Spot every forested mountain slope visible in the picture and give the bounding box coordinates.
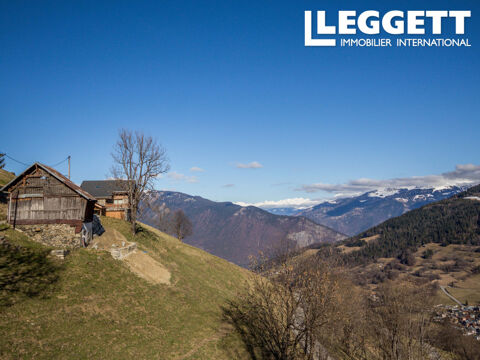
[297,186,468,236]
[340,184,480,265]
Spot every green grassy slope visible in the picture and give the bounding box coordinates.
[0,217,250,359]
[0,169,15,220]
[0,168,15,186]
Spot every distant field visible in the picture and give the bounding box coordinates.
[447,274,480,305]
[337,234,380,254]
[0,217,250,359]
[344,242,480,305]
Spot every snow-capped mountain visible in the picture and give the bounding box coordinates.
[266,207,302,216]
[295,186,470,236]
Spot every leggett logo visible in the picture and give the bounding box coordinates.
[305,10,472,48]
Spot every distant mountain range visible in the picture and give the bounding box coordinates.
[140,191,346,267]
[265,207,302,216]
[339,184,480,264]
[264,186,469,236]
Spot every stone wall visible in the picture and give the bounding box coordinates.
[110,243,137,259]
[16,224,81,248]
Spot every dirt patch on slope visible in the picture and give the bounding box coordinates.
[124,251,171,285]
[92,228,129,250]
[92,227,171,285]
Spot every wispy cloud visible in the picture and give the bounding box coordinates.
[236,161,263,169]
[271,182,293,187]
[235,197,321,210]
[222,184,235,188]
[167,171,199,183]
[190,166,205,172]
[296,164,480,196]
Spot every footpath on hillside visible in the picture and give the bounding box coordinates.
[91,227,171,285]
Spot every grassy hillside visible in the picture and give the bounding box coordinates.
[0,217,250,359]
[0,168,15,186]
[0,169,15,220]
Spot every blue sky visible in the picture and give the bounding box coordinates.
[1,0,479,207]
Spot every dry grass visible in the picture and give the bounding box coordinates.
[337,241,480,306]
[0,168,15,186]
[447,274,480,305]
[0,218,251,359]
[338,234,381,254]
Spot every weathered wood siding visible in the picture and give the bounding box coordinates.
[9,196,86,221]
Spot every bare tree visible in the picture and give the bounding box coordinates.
[152,203,173,234]
[432,320,480,360]
[326,275,369,359]
[111,129,170,235]
[224,252,340,360]
[367,281,435,360]
[172,209,193,241]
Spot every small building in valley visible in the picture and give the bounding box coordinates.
[80,180,131,220]
[1,163,97,247]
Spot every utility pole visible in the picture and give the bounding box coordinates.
[68,156,71,179]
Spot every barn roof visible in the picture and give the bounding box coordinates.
[0,162,96,201]
[80,180,132,198]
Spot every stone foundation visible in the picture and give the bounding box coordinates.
[16,224,82,248]
[50,249,70,259]
[110,243,137,259]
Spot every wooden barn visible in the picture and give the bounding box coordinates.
[80,180,131,220]
[1,162,97,247]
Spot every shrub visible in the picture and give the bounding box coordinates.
[422,249,434,259]
[398,250,416,266]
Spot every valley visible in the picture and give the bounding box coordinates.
[2,164,480,358]
[299,184,480,308]
[140,191,346,267]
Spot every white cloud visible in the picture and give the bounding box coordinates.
[167,171,199,183]
[190,166,205,172]
[297,164,480,196]
[235,197,321,210]
[236,161,263,169]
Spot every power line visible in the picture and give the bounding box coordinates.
[4,154,29,166]
[2,153,70,168]
[49,157,69,167]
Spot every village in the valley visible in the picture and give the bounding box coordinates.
[435,305,480,341]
